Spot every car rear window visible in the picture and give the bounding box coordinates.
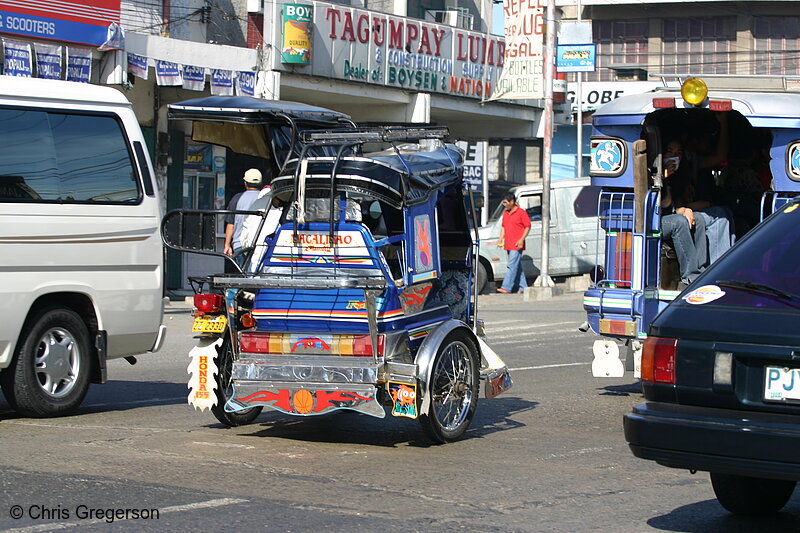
[699,204,800,309]
[0,107,140,204]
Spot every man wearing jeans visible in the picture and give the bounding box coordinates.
[497,192,531,293]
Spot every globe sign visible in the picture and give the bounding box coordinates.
[593,141,622,172]
[792,145,800,175]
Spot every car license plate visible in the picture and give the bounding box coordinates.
[764,366,800,401]
[192,315,226,334]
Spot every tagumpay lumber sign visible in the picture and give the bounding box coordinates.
[0,0,120,47]
[273,0,506,100]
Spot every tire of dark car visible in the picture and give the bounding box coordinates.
[710,472,797,515]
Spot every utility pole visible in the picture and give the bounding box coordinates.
[533,0,556,291]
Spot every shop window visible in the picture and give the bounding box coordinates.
[586,20,648,82]
[662,17,735,75]
[754,17,800,75]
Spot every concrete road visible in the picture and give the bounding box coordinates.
[2,292,800,532]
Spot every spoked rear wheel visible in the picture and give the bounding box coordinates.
[211,335,262,427]
[420,330,479,443]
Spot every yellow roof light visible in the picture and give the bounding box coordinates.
[681,77,708,106]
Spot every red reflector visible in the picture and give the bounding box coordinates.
[709,99,732,111]
[641,337,677,384]
[652,97,675,109]
[352,334,384,357]
[239,332,270,353]
[194,293,223,314]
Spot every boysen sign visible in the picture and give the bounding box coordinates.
[273,0,505,99]
[0,0,121,47]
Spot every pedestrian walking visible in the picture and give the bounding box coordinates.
[224,168,263,267]
[497,192,531,293]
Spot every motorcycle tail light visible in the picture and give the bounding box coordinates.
[641,337,677,384]
[349,334,384,357]
[240,313,256,329]
[240,332,271,353]
[194,293,223,314]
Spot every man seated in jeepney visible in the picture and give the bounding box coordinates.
[661,138,709,290]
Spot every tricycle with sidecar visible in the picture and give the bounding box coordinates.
[161,96,511,443]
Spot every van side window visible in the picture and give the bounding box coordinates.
[0,108,140,203]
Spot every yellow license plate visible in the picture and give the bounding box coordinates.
[192,315,227,333]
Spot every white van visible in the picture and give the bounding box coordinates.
[477,178,601,292]
[0,78,165,417]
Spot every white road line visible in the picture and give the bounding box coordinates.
[509,362,591,371]
[4,498,248,532]
[485,321,577,334]
[85,397,185,409]
[488,331,585,345]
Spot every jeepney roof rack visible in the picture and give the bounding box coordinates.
[651,73,800,93]
[300,126,450,145]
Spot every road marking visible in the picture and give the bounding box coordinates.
[192,441,256,450]
[509,362,591,371]
[4,498,248,532]
[488,330,585,345]
[84,397,186,409]
[485,321,577,334]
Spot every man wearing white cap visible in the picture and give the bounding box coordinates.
[224,168,262,266]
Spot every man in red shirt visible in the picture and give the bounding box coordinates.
[497,192,531,293]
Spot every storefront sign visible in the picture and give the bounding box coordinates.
[3,39,31,77]
[567,81,660,112]
[277,0,505,100]
[556,44,595,73]
[0,0,121,47]
[185,144,213,171]
[282,3,312,64]
[489,0,545,101]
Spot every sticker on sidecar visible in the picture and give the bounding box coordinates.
[389,382,418,419]
[269,230,374,265]
[683,285,726,305]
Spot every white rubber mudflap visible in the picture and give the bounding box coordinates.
[591,339,624,378]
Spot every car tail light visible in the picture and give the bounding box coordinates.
[194,293,223,314]
[641,337,677,384]
[240,332,272,353]
[613,232,632,288]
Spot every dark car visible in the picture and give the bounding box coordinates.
[624,199,800,515]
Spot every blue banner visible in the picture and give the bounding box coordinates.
[237,71,256,96]
[34,43,62,79]
[211,69,233,96]
[127,52,148,80]
[3,40,32,77]
[66,47,91,83]
[182,65,205,91]
[155,60,181,86]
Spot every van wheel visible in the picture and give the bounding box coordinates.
[710,472,796,515]
[211,336,262,427]
[476,262,488,294]
[0,307,91,417]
